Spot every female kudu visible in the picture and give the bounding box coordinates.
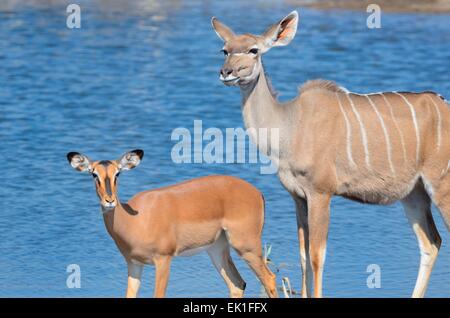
[67,150,277,298]
[212,11,450,297]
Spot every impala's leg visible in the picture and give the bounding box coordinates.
[126,262,143,298]
[207,232,246,298]
[401,185,441,298]
[293,196,312,298]
[307,193,331,298]
[153,256,172,298]
[230,238,278,298]
[240,249,278,298]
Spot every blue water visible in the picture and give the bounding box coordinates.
[0,0,449,297]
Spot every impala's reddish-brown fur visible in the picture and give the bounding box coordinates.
[212,11,450,297]
[67,150,277,298]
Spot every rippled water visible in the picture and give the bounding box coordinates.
[0,1,449,297]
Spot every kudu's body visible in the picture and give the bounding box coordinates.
[212,11,450,297]
[67,150,277,298]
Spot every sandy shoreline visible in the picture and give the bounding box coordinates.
[2,0,450,14]
[289,0,450,13]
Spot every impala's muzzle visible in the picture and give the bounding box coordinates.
[102,197,116,209]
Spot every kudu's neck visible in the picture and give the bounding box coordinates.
[239,64,292,163]
[240,67,283,131]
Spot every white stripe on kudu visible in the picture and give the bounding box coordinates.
[345,93,371,169]
[336,93,356,167]
[380,93,407,164]
[395,93,420,164]
[366,95,395,174]
[429,96,442,151]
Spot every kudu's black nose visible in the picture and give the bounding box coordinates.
[220,67,233,77]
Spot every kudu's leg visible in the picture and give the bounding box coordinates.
[307,193,331,298]
[401,185,441,298]
[293,196,313,298]
[435,199,450,232]
[153,255,172,298]
[207,232,246,298]
[126,262,143,298]
[430,174,450,232]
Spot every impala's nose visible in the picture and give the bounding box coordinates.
[102,197,116,210]
[105,197,114,203]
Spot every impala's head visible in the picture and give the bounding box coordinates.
[211,11,298,86]
[66,149,144,210]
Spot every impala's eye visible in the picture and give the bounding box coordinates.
[248,48,258,55]
[92,173,100,184]
[221,49,229,56]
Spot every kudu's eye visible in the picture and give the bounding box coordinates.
[248,48,258,55]
[221,49,229,56]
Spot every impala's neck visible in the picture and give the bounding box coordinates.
[102,200,130,238]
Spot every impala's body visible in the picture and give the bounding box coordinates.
[212,11,450,298]
[67,150,277,298]
[104,176,266,262]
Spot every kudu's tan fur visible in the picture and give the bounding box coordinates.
[212,11,450,297]
[67,150,277,298]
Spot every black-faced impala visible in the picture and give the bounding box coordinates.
[67,150,277,298]
[212,10,450,297]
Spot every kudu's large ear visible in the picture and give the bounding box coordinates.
[67,152,92,172]
[211,17,235,42]
[260,11,298,53]
[117,149,144,171]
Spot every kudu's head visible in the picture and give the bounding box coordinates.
[211,11,298,86]
[67,149,144,210]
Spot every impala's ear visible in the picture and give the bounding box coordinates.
[260,11,298,53]
[211,17,235,42]
[117,149,144,171]
[67,152,92,172]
